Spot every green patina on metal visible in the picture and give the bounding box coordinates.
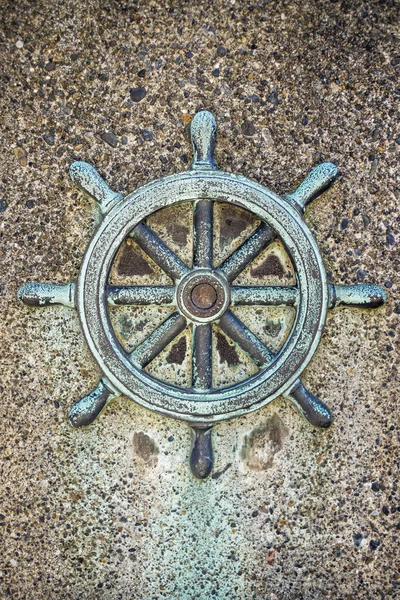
[18,111,387,479]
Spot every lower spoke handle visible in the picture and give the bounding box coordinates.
[284,379,332,428]
[69,378,120,427]
[189,425,213,479]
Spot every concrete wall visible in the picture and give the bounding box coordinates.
[1,1,399,598]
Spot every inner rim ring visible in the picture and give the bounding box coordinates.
[176,269,231,323]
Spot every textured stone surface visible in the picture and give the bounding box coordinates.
[0,0,399,598]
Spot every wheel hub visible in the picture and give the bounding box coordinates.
[191,284,217,309]
[176,269,230,323]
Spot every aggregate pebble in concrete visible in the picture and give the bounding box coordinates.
[0,0,399,598]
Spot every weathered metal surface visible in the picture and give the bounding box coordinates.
[230,285,298,306]
[190,110,218,171]
[18,110,387,479]
[231,305,295,355]
[193,323,213,390]
[176,269,230,323]
[132,222,190,281]
[284,379,332,428]
[68,377,119,427]
[146,329,193,389]
[130,312,187,369]
[329,283,387,308]
[285,162,338,213]
[69,161,123,214]
[219,223,275,283]
[18,281,76,308]
[189,425,214,479]
[109,305,174,353]
[213,201,260,268]
[193,200,213,268]
[212,324,259,388]
[219,310,275,366]
[233,238,296,287]
[107,285,175,306]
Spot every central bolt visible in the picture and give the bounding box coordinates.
[191,283,217,310]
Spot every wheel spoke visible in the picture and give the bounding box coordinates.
[218,310,275,366]
[193,200,213,268]
[131,223,190,281]
[193,323,212,390]
[107,285,175,306]
[130,311,187,368]
[231,285,298,307]
[218,223,275,283]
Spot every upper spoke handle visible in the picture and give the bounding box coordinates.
[190,111,218,171]
[70,161,123,214]
[285,162,338,213]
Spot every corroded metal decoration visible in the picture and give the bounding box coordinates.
[18,111,387,479]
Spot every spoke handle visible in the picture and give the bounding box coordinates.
[329,284,387,308]
[190,111,218,170]
[70,161,123,214]
[18,281,76,308]
[285,379,332,428]
[286,162,338,212]
[190,425,214,479]
[69,378,120,427]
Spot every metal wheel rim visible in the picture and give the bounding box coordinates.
[77,170,328,423]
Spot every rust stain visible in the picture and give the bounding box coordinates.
[251,254,285,278]
[117,243,154,277]
[219,205,257,247]
[181,113,193,124]
[267,548,276,565]
[14,146,28,166]
[263,319,282,338]
[216,331,240,366]
[166,222,189,246]
[133,431,159,466]
[166,336,187,365]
